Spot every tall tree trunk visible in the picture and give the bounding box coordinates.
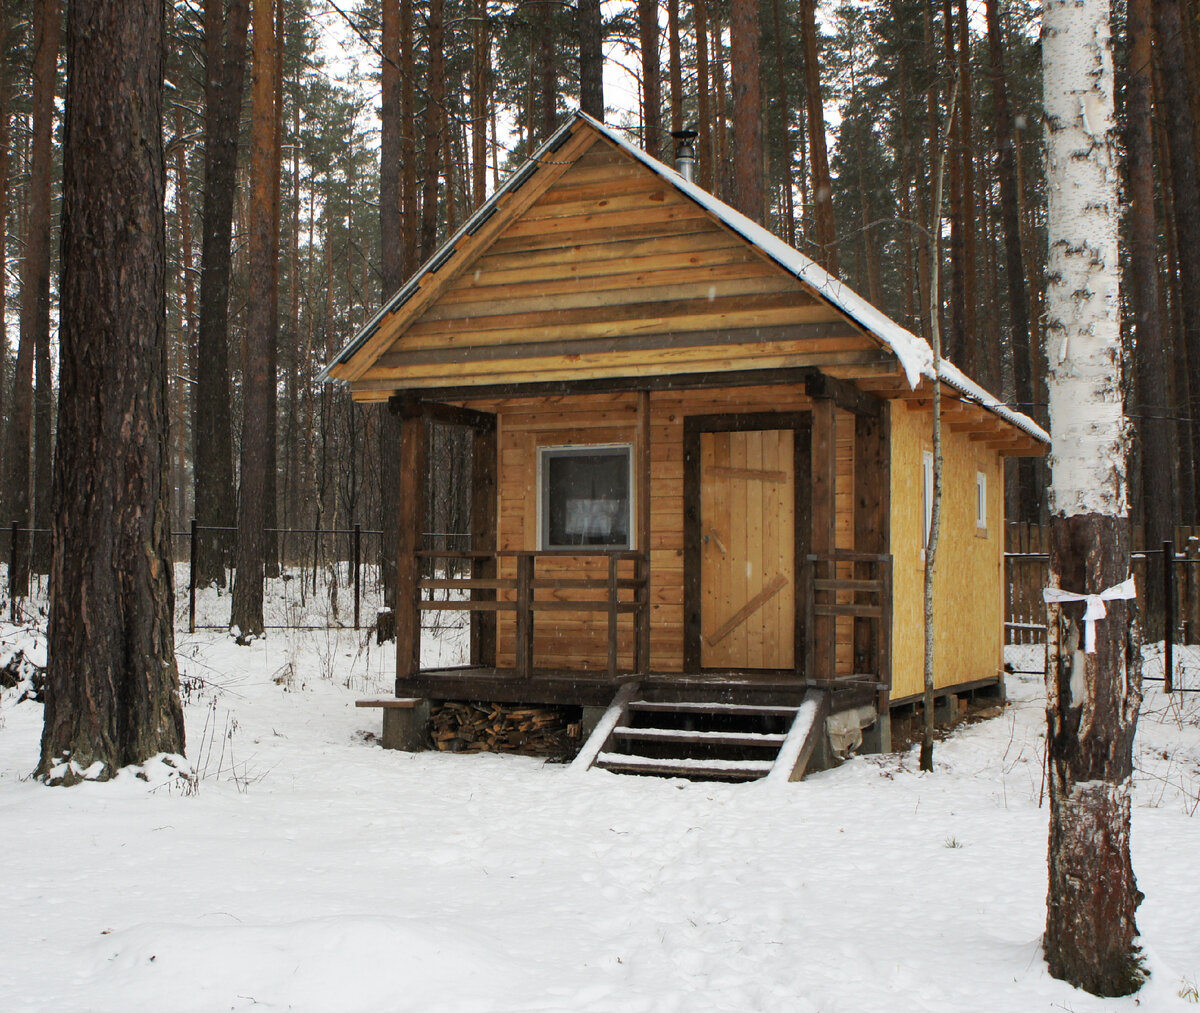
[538,24,556,142]
[472,0,490,198]
[380,0,405,620]
[986,0,1038,522]
[1041,0,1144,994]
[401,0,418,272]
[730,0,763,224]
[579,0,603,120]
[6,0,59,598]
[957,0,978,375]
[264,0,283,579]
[194,0,250,587]
[419,0,445,258]
[231,0,278,640]
[0,9,11,508]
[943,0,966,368]
[1156,0,1200,515]
[1128,0,1176,639]
[38,0,184,783]
[712,10,727,198]
[668,0,683,134]
[770,0,796,245]
[799,0,836,271]
[639,0,660,157]
[173,103,198,530]
[692,0,711,191]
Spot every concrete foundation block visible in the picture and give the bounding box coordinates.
[381,699,431,751]
[861,710,892,754]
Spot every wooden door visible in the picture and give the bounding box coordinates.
[699,429,795,669]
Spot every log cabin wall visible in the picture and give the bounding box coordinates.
[469,386,856,674]
[888,400,1005,701]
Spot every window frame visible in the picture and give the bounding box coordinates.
[537,442,635,551]
[976,470,988,532]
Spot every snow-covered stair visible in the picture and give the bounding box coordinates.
[577,691,829,783]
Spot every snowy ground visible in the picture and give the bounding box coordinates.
[1,613,1199,1011]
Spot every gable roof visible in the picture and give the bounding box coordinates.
[323,111,1047,444]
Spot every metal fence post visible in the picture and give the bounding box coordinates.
[1164,540,1175,694]
[353,523,361,630]
[189,519,198,634]
[9,520,17,623]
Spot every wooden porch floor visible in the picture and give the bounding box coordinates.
[396,667,880,710]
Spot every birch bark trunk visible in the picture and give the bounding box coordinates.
[1041,0,1144,994]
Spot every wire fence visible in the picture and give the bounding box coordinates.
[1,521,470,634]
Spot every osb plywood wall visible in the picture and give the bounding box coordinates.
[888,400,1005,700]
[481,386,856,672]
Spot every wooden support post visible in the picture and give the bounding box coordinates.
[810,395,837,680]
[395,412,428,690]
[189,518,198,634]
[515,553,534,678]
[853,405,890,685]
[1164,540,1175,693]
[470,423,498,667]
[607,553,619,679]
[636,390,651,675]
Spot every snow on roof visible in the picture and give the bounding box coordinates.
[325,111,1048,445]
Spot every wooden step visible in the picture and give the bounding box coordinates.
[594,752,775,780]
[627,700,800,717]
[612,725,787,748]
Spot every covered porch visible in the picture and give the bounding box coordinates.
[390,369,894,716]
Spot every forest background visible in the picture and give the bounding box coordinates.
[0,0,1184,613]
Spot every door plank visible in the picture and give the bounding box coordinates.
[705,574,790,647]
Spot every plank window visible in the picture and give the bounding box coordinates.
[538,444,633,550]
[975,470,988,536]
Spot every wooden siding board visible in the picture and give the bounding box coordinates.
[888,400,1004,699]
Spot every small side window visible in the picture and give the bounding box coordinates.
[976,471,988,531]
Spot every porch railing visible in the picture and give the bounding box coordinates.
[803,551,893,699]
[414,549,650,680]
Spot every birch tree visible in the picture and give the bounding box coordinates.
[1040,0,1143,995]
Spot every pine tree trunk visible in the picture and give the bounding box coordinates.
[1128,0,1177,639]
[799,0,836,271]
[730,0,763,224]
[770,0,795,245]
[472,0,490,198]
[6,0,59,597]
[668,0,682,134]
[579,0,603,120]
[1155,0,1200,517]
[419,0,445,258]
[0,10,10,504]
[639,0,660,157]
[1042,0,1144,994]
[194,0,250,587]
[264,0,283,579]
[957,0,978,377]
[692,0,711,191]
[943,0,966,369]
[38,0,184,783]
[231,0,277,640]
[986,0,1038,522]
[379,0,405,620]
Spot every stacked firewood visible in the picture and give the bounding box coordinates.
[429,701,582,760]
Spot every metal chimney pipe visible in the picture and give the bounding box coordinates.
[671,128,698,184]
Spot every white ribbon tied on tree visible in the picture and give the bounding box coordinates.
[1042,577,1137,654]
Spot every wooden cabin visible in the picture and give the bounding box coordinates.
[326,112,1047,778]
